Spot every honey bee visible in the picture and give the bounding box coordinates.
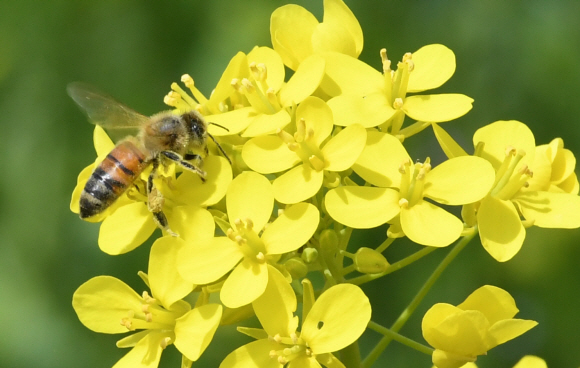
[68,82,230,235]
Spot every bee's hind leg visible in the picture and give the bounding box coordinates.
[161,151,207,182]
[147,159,178,237]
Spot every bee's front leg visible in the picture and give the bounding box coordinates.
[147,158,178,237]
[161,151,207,182]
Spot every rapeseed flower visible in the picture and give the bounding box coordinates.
[242,96,366,203]
[468,120,580,261]
[220,267,371,368]
[72,238,222,367]
[177,171,319,308]
[270,0,363,71]
[422,285,537,368]
[326,131,495,247]
[322,44,473,136]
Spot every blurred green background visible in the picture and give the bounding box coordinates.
[1,0,579,367]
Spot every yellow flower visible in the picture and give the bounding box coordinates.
[242,96,367,203]
[270,0,363,71]
[468,120,580,262]
[325,131,495,247]
[72,238,222,367]
[70,126,232,255]
[177,171,319,308]
[422,285,537,368]
[450,355,547,368]
[529,137,579,194]
[169,47,326,138]
[220,266,371,368]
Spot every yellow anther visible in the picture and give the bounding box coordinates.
[231,78,242,91]
[160,337,172,349]
[380,48,391,73]
[181,74,194,88]
[277,128,295,144]
[245,218,254,230]
[269,350,277,358]
[309,155,325,172]
[278,356,288,364]
[505,146,517,156]
[393,97,404,109]
[295,118,307,142]
[235,235,245,245]
[277,209,285,217]
[241,78,255,93]
[256,252,265,262]
[273,334,282,343]
[291,332,298,344]
[398,198,409,208]
[258,63,268,80]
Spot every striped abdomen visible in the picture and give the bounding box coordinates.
[80,141,148,218]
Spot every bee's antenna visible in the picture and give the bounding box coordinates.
[208,133,232,165]
[207,122,232,164]
[208,122,230,132]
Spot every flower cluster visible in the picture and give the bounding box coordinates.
[70,0,580,367]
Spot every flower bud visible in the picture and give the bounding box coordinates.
[285,257,308,279]
[354,247,389,274]
[301,247,318,263]
[319,229,339,258]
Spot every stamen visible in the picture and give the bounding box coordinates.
[255,252,265,263]
[309,155,325,172]
[295,118,307,143]
[245,218,254,230]
[380,48,391,74]
[181,74,194,89]
[393,98,404,109]
[398,198,409,208]
[160,337,172,349]
[241,78,255,93]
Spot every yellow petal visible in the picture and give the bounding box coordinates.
[279,54,325,108]
[322,124,367,171]
[516,191,580,229]
[487,318,537,347]
[221,258,268,308]
[473,121,536,169]
[242,135,299,174]
[98,202,156,255]
[247,46,285,93]
[167,206,215,244]
[408,44,456,93]
[432,123,468,159]
[477,196,525,262]
[457,285,519,323]
[325,186,400,228]
[320,0,363,56]
[72,276,142,333]
[113,331,166,368]
[253,265,298,337]
[206,107,257,136]
[312,22,356,57]
[424,156,495,205]
[174,155,232,207]
[513,356,547,368]
[227,171,273,231]
[327,93,395,128]
[301,284,371,354]
[219,339,280,368]
[319,52,383,97]
[178,237,243,285]
[242,109,292,137]
[149,237,194,309]
[403,94,473,123]
[352,131,410,188]
[262,202,319,254]
[93,125,115,157]
[400,200,463,247]
[273,164,324,204]
[207,52,250,110]
[270,4,317,70]
[297,96,334,146]
[174,304,222,361]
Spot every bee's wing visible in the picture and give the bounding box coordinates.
[67,82,149,129]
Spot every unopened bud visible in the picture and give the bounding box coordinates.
[319,229,339,258]
[354,247,389,274]
[285,257,308,279]
[301,247,318,263]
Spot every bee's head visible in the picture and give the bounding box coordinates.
[181,111,207,144]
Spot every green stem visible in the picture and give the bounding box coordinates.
[361,229,477,368]
[375,237,395,254]
[367,321,433,356]
[347,246,437,286]
[340,341,361,368]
